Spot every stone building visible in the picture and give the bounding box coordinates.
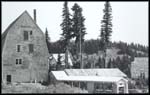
[131,57,148,79]
[2,10,49,83]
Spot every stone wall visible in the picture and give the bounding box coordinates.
[2,12,49,83]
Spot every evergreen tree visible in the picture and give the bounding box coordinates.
[58,54,61,65]
[60,1,73,48]
[101,57,105,68]
[71,3,86,55]
[71,3,86,68]
[112,59,116,68]
[96,57,102,68]
[100,1,113,68]
[56,54,62,70]
[60,1,73,68]
[45,28,51,53]
[107,58,111,68]
[116,56,121,69]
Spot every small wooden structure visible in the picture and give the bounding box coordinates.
[51,68,129,93]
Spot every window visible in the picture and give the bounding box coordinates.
[17,45,21,52]
[119,87,125,93]
[29,44,34,53]
[19,59,22,64]
[6,75,11,83]
[30,31,32,35]
[16,59,22,65]
[24,31,28,40]
[16,59,19,64]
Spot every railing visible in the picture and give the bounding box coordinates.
[128,89,149,93]
[94,89,113,93]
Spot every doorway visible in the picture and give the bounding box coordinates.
[6,75,11,83]
[119,87,125,93]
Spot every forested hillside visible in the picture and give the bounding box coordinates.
[48,39,148,57]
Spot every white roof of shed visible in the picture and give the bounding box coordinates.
[65,68,127,77]
[51,68,128,83]
[51,71,127,82]
[51,71,67,78]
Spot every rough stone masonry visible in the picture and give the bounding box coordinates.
[2,10,49,83]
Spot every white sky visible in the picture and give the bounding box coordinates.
[2,2,148,46]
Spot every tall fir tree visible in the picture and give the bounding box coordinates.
[107,58,112,68]
[45,28,51,53]
[72,3,86,68]
[60,1,73,68]
[56,53,62,70]
[100,1,113,68]
[60,1,73,49]
[72,3,86,54]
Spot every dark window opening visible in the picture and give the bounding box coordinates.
[29,44,34,53]
[6,75,11,83]
[30,31,32,35]
[16,59,19,64]
[119,87,125,93]
[16,59,22,65]
[19,59,22,64]
[17,45,21,52]
[24,31,28,40]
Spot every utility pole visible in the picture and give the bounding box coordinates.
[30,60,32,83]
[79,15,83,69]
[65,40,69,69]
[80,28,82,68]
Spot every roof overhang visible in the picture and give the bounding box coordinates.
[51,71,128,83]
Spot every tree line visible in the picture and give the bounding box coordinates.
[47,39,148,57]
[45,1,148,77]
[45,1,113,68]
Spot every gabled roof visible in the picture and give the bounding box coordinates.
[1,10,43,52]
[2,11,28,51]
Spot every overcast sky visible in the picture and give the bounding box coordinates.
[2,2,148,46]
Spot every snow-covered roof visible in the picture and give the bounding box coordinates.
[52,53,65,61]
[51,68,128,83]
[52,53,73,66]
[65,68,127,77]
[51,71,127,83]
[51,71,67,78]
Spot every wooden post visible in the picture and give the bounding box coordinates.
[65,48,68,68]
[116,82,119,93]
[79,15,83,69]
[87,82,94,93]
[125,80,129,93]
[71,82,73,88]
[79,82,80,89]
[112,82,118,93]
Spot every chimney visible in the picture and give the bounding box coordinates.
[33,9,36,23]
